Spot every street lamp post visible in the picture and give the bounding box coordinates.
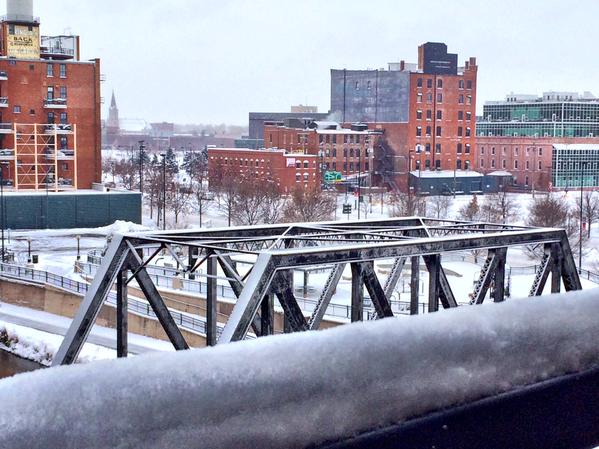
[138,140,145,194]
[579,161,588,271]
[27,237,31,264]
[76,235,81,260]
[0,167,4,262]
[161,153,166,231]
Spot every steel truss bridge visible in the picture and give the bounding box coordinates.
[53,217,582,366]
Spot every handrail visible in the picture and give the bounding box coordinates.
[0,262,218,337]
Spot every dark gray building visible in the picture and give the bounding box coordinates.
[330,68,410,123]
[248,112,328,140]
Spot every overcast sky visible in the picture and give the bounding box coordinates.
[34,0,599,126]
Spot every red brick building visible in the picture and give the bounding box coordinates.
[208,147,320,193]
[329,43,478,191]
[476,136,599,190]
[264,121,379,181]
[0,4,101,191]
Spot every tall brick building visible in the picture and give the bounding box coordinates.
[330,42,477,191]
[0,0,101,191]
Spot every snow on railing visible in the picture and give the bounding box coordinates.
[2,291,599,449]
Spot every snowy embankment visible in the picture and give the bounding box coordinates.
[1,291,599,448]
[0,320,113,366]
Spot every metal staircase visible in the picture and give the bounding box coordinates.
[529,251,551,297]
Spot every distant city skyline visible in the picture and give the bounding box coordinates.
[34,0,599,125]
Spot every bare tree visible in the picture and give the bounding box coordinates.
[210,160,238,227]
[230,178,283,226]
[429,195,453,219]
[526,193,588,259]
[191,181,212,228]
[457,194,481,222]
[390,190,427,217]
[481,190,519,224]
[282,185,337,222]
[574,191,599,238]
[168,182,192,226]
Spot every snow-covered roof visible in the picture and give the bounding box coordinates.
[553,143,599,151]
[2,291,598,448]
[410,170,483,178]
[486,170,513,177]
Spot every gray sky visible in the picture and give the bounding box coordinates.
[34,0,599,126]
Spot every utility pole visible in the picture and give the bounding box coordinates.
[579,161,587,271]
[138,140,145,194]
[161,153,166,231]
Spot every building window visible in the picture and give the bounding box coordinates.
[502,159,506,169]
[458,127,463,137]
[426,109,432,120]
[60,86,67,99]
[465,144,471,154]
[481,147,485,155]
[416,110,422,120]
[467,80,472,89]
[435,143,441,154]
[47,86,54,100]
[436,126,441,137]
[425,159,431,168]
[436,93,443,102]
[427,79,432,88]
[417,78,422,87]
[437,78,443,88]
[60,64,67,78]
[355,81,359,90]
[502,147,507,155]
[425,143,431,153]
[435,159,441,169]
[29,109,35,115]
[367,80,371,90]
[465,127,471,137]
[416,127,422,137]
[539,148,543,156]
[60,112,67,124]
[514,147,519,156]
[332,148,336,157]
[343,148,348,157]
[426,93,432,103]
[491,147,496,155]
[466,111,472,121]
[457,160,462,169]
[459,80,464,89]
[60,136,68,149]
[415,160,421,170]
[417,94,422,103]
[62,163,69,170]
[538,161,542,170]
[458,111,463,120]
[457,143,462,154]
[13,105,20,113]
[303,161,309,169]
[458,94,464,104]
[526,160,530,170]
[425,126,431,136]
[46,64,54,77]
[525,176,529,186]
[514,160,519,169]
[349,162,354,171]
[465,160,470,170]
[436,110,442,120]
[8,59,15,66]
[480,159,484,167]
[47,112,54,123]
[466,95,472,105]
[491,159,496,168]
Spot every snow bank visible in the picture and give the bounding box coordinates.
[10,220,149,239]
[2,291,599,448]
[0,320,114,366]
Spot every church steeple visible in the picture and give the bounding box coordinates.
[106,90,120,135]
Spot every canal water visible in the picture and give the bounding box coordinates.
[0,350,43,379]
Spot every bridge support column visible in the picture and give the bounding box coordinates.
[351,262,364,322]
[260,293,274,336]
[206,252,218,346]
[116,268,128,358]
[551,243,562,294]
[410,256,420,315]
[427,255,440,313]
[493,247,507,302]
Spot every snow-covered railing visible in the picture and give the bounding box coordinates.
[0,262,217,337]
[2,291,599,449]
[77,260,424,319]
